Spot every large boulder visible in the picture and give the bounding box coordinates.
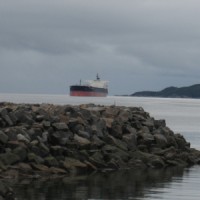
[104,134,128,151]
[48,131,73,146]
[0,152,20,165]
[13,146,27,162]
[52,122,68,131]
[73,134,91,149]
[0,131,8,144]
[154,134,168,148]
[14,110,34,125]
[122,133,137,150]
[102,145,130,163]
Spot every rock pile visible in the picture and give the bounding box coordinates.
[0,102,199,178]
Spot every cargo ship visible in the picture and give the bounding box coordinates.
[70,74,108,97]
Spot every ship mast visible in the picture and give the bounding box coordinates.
[96,73,100,81]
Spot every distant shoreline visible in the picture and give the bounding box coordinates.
[129,84,200,98]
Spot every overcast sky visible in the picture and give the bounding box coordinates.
[1,0,200,95]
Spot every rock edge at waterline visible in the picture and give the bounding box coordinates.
[0,102,200,179]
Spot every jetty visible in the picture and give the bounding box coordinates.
[0,102,200,199]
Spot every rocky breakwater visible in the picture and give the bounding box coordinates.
[0,102,200,179]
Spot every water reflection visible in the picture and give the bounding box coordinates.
[8,167,187,200]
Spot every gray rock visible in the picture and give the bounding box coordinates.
[30,145,41,156]
[137,131,154,146]
[89,152,107,168]
[14,110,34,125]
[52,122,68,130]
[48,131,73,145]
[44,156,59,167]
[77,130,91,140]
[13,146,27,161]
[42,120,51,128]
[142,118,154,131]
[8,112,18,125]
[129,150,156,168]
[29,127,43,141]
[137,144,148,152]
[101,106,119,118]
[154,119,166,128]
[35,115,45,122]
[95,118,106,132]
[49,167,67,174]
[175,133,190,150]
[68,118,79,128]
[154,127,174,138]
[130,120,143,130]
[154,134,168,148]
[7,141,27,150]
[27,153,44,164]
[106,158,119,169]
[0,152,20,165]
[74,134,91,148]
[69,123,84,133]
[102,118,113,129]
[166,159,183,166]
[122,124,137,134]
[110,122,123,139]
[128,158,146,169]
[39,142,50,157]
[102,145,130,162]
[132,113,146,122]
[104,134,128,151]
[50,146,65,156]
[31,163,50,172]
[91,135,105,148]
[2,115,13,126]
[122,133,137,150]
[17,134,30,143]
[150,158,165,168]
[0,131,8,144]
[0,108,8,117]
[61,157,88,173]
[117,109,131,122]
[42,131,48,142]
[16,162,32,172]
[91,125,105,138]
[4,128,17,141]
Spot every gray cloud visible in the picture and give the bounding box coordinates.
[0,0,200,94]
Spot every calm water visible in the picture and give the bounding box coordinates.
[1,94,200,200]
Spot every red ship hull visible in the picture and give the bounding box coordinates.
[70,91,107,97]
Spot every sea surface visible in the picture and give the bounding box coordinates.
[1,94,200,200]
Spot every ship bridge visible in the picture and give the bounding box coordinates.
[85,80,108,89]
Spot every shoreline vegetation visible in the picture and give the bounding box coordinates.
[0,102,200,199]
[130,84,200,98]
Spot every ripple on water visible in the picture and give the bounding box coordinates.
[139,166,200,200]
